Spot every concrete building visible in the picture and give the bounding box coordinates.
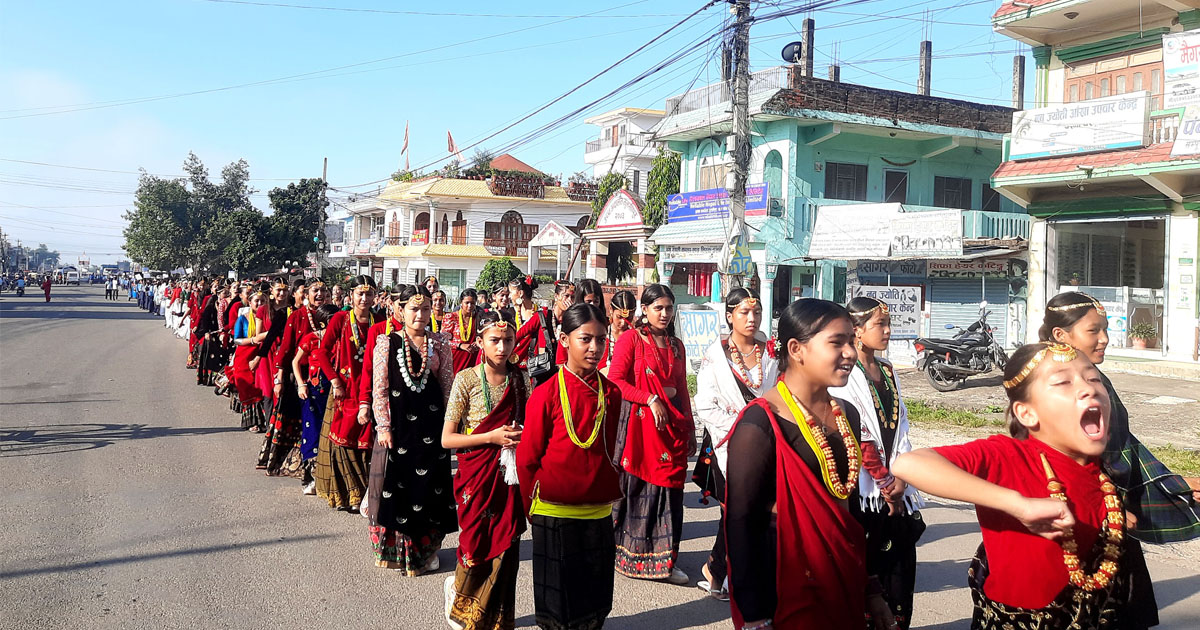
[991,0,1200,362]
[652,63,1031,359]
[582,107,665,196]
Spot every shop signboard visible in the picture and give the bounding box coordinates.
[1170,105,1200,157]
[1100,300,1128,348]
[659,243,723,264]
[847,285,922,340]
[667,183,768,223]
[411,229,429,246]
[927,259,1008,278]
[677,308,724,369]
[1164,29,1200,109]
[807,203,900,259]
[853,260,927,280]
[891,210,963,258]
[1009,91,1150,160]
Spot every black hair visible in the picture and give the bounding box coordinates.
[1038,292,1102,342]
[846,296,886,328]
[312,303,340,330]
[1001,343,1057,439]
[392,283,432,303]
[292,279,306,291]
[611,289,637,313]
[636,283,677,338]
[432,289,446,303]
[776,298,853,372]
[574,278,605,307]
[477,308,514,333]
[724,287,760,313]
[424,275,439,285]
[553,280,573,296]
[509,275,539,301]
[350,275,377,291]
[459,288,478,302]
[560,303,609,337]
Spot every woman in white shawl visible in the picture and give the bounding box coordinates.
[693,288,779,601]
[829,296,924,630]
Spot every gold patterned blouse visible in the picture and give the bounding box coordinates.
[445,366,533,434]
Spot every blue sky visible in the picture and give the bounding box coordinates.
[0,0,1028,264]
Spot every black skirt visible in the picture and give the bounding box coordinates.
[531,514,615,630]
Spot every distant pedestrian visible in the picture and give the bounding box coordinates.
[41,277,52,303]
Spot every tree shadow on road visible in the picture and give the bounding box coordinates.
[0,309,160,320]
[604,597,732,629]
[0,533,334,579]
[1156,571,1200,609]
[0,422,247,457]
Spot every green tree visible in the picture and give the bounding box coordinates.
[196,208,277,277]
[476,257,522,290]
[123,174,193,270]
[588,172,629,229]
[643,147,680,229]
[267,178,329,267]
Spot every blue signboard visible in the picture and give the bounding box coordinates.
[667,183,769,223]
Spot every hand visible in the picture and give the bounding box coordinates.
[1185,476,1200,503]
[329,381,345,403]
[357,406,371,426]
[1125,510,1138,531]
[376,427,393,449]
[248,357,260,371]
[648,399,669,431]
[867,593,897,630]
[883,479,907,504]
[1016,497,1076,541]
[297,383,308,400]
[273,382,283,399]
[487,426,522,448]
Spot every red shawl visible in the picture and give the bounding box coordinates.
[454,374,527,566]
[273,306,313,372]
[511,306,552,369]
[609,331,694,488]
[442,310,480,373]
[316,309,377,449]
[728,399,867,630]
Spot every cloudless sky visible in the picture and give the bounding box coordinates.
[0,0,1028,264]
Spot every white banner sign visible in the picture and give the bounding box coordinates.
[677,309,724,371]
[848,285,922,340]
[1164,29,1200,109]
[806,203,901,259]
[1010,92,1150,160]
[927,259,1008,278]
[890,210,963,258]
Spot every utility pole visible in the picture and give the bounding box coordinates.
[317,157,328,278]
[723,0,752,297]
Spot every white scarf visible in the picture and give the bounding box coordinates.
[695,334,779,474]
[829,359,924,514]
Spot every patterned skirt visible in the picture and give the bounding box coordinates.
[256,378,303,475]
[531,514,615,630]
[450,547,521,630]
[314,403,368,510]
[240,399,268,431]
[967,542,1128,630]
[612,472,683,579]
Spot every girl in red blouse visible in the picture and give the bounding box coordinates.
[608,283,695,585]
[442,288,481,374]
[893,342,1134,629]
[510,278,573,385]
[517,303,625,630]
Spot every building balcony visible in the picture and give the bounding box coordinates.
[664,66,788,116]
[798,198,1030,241]
[484,237,532,257]
[433,235,470,246]
[584,132,656,155]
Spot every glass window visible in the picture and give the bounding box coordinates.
[1151,68,1162,93]
[884,170,908,204]
[632,169,640,196]
[933,176,972,209]
[981,183,1001,211]
[1116,75,1126,94]
[1133,72,1143,91]
[1100,78,1109,97]
[1085,82,1095,99]
[1068,84,1079,102]
[824,162,868,201]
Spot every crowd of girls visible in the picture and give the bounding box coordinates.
[146,269,1199,630]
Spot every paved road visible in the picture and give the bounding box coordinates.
[2,285,1197,630]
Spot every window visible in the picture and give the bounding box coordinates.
[824,162,867,201]
[884,170,908,204]
[1116,75,1126,94]
[1133,72,1143,91]
[1151,68,1162,109]
[763,150,783,203]
[1085,82,1095,100]
[981,183,1001,211]
[1100,78,1109,97]
[632,169,640,196]
[1068,84,1079,103]
[934,176,972,209]
[1063,48,1162,107]
[484,210,538,255]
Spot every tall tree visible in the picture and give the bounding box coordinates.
[123,174,193,271]
[643,147,680,229]
[267,178,329,266]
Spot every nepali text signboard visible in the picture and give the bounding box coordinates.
[677,308,724,372]
[1164,29,1200,109]
[667,183,768,223]
[806,203,901,259]
[927,259,1008,278]
[1009,92,1150,160]
[411,229,429,246]
[890,210,963,258]
[847,285,922,340]
[659,243,723,264]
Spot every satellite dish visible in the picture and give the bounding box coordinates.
[781,41,803,63]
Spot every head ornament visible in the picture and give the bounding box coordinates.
[1003,342,1078,390]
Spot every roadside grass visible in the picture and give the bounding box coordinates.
[1152,443,1200,477]
[907,399,1006,431]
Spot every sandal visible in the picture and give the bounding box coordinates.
[696,580,730,601]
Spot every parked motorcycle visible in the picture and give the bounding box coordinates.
[914,303,1008,392]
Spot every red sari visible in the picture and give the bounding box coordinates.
[315,309,377,449]
[442,310,480,374]
[727,399,867,630]
[511,306,552,370]
[454,375,528,567]
[608,331,694,489]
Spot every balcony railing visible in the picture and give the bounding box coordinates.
[962,210,1030,240]
[433,235,470,246]
[584,133,656,154]
[664,66,789,116]
[1150,112,1180,144]
[484,237,531,256]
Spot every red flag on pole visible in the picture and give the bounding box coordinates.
[401,121,409,171]
[447,130,464,162]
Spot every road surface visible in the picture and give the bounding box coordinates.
[1,285,1197,629]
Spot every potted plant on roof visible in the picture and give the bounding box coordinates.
[1129,322,1157,350]
[1068,272,1083,286]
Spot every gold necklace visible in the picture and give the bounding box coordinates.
[558,368,604,449]
[776,381,861,500]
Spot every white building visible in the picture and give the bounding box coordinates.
[583,107,665,197]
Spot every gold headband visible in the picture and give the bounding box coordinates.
[849,301,889,319]
[741,297,760,308]
[1048,297,1106,318]
[407,294,427,307]
[1003,342,1078,390]
[308,281,326,289]
[613,307,632,319]
[480,319,510,333]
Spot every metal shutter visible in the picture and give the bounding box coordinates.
[927,278,1009,348]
